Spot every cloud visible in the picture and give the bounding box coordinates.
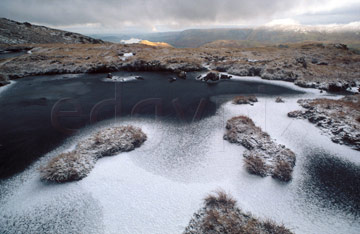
[0,0,358,32]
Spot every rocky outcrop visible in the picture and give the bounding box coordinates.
[275,97,285,103]
[184,191,293,234]
[224,116,296,182]
[0,73,10,86]
[178,71,187,79]
[40,126,147,183]
[288,96,360,151]
[0,18,103,44]
[199,72,232,84]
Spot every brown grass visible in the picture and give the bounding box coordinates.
[262,219,294,234]
[244,153,268,177]
[272,160,293,182]
[186,191,294,234]
[232,95,258,105]
[204,190,237,208]
[39,151,95,182]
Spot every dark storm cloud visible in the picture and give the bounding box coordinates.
[0,0,302,27]
[0,0,358,30]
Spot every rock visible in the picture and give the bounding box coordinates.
[278,44,289,49]
[0,74,10,87]
[327,82,347,92]
[334,44,348,50]
[289,96,360,151]
[135,76,144,80]
[178,71,187,79]
[275,97,285,103]
[317,61,328,66]
[296,57,307,69]
[106,73,113,79]
[311,58,319,64]
[202,72,219,81]
[23,22,32,27]
[220,74,232,80]
[248,66,262,76]
[0,81,11,87]
[169,77,177,83]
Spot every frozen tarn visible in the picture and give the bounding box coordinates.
[1,90,359,234]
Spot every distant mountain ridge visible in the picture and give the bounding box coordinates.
[0,18,103,44]
[93,27,360,49]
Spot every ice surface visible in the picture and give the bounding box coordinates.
[102,76,138,83]
[0,80,16,96]
[1,79,359,234]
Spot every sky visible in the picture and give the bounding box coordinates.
[0,0,359,34]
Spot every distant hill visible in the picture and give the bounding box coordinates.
[0,18,103,44]
[94,27,360,49]
[201,40,270,48]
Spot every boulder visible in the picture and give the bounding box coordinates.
[202,72,219,81]
[287,111,303,118]
[295,57,307,69]
[0,74,10,87]
[220,74,232,80]
[275,97,285,103]
[106,73,113,79]
[178,71,187,79]
[334,44,348,50]
[327,82,347,92]
[169,77,177,83]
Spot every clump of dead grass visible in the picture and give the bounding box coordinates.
[39,151,96,182]
[184,190,294,234]
[233,95,258,105]
[272,160,293,182]
[244,153,268,177]
[40,125,147,183]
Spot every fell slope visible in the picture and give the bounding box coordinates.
[0,18,103,44]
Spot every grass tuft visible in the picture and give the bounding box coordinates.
[272,160,293,182]
[244,153,268,177]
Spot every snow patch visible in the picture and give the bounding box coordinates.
[120,38,142,44]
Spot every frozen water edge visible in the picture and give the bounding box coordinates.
[0,80,16,97]
[0,87,360,233]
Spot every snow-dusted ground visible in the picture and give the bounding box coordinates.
[1,77,359,234]
[120,38,142,44]
[120,52,134,61]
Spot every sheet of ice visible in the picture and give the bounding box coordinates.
[102,76,138,83]
[1,83,359,234]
